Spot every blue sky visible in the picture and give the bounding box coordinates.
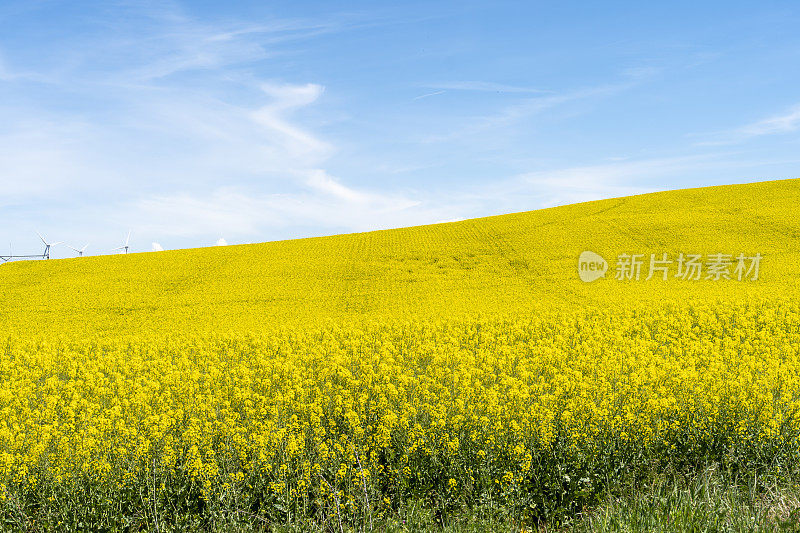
[1,1,799,257]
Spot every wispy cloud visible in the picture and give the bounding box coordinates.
[125,185,448,239]
[423,81,551,94]
[515,155,705,206]
[61,5,355,85]
[250,83,332,159]
[694,104,800,146]
[2,2,798,256]
[412,90,445,101]
[420,78,641,144]
[464,151,795,213]
[0,118,96,202]
[304,169,371,202]
[0,52,22,81]
[739,105,800,137]
[0,3,430,252]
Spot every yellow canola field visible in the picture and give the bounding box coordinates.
[2,302,800,522]
[0,178,799,524]
[0,178,797,336]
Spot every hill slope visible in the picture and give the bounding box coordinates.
[1,178,798,336]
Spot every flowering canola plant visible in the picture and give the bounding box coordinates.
[1,302,800,525]
[0,179,799,526]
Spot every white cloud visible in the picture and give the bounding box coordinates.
[304,169,371,202]
[249,83,331,160]
[4,2,794,258]
[694,104,800,146]
[152,242,164,251]
[424,81,550,93]
[0,53,18,81]
[479,151,800,213]
[69,5,351,85]
[216,238,227,246]
[0,8,369,247]
[420,77,645,144]
[119,183,452,240]
[739,105,800,137]
[0,119,97,201]
[412,90,445,101]
[260,82,325,110]
[0,6,342,205]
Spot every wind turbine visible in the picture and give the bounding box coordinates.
[113,230,131,254]
[67,244,89,257]
[36,231,62,259]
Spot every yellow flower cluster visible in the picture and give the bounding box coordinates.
[0,179,797,338]
[0,178,797,523]
[1,300,799,518]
